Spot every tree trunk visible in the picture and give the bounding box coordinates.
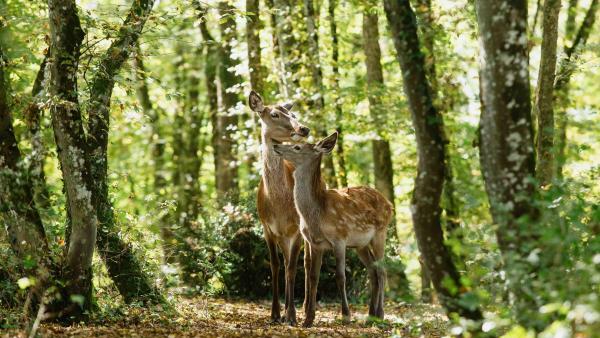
[197,8,220,202]
[383,0,482,320]
[535,0,561,186]
[272,0,301,97]
[555,0,598,178]
[328,0,348,188]
[215,1,240,204]
[362,11,395,208]
[247,0,264,94]
[304,0,337,188]
[244,0,262,186]
[24,54,52,212]
[86,0,162,305]
[0,42,52,304]
[475,0,541,325]
[133,43,173,262]
[47,0,97,317]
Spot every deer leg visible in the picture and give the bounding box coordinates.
[372,230,387,319]
[333,241,351,321]
[283,236,301,325]
[303,245,322,328]
[303,238,311,315]
[357,247,377,318]
[266,237,281,323]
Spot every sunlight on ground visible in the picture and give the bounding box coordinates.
[7,298,449,337]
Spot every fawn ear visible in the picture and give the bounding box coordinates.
[315,131,338,154]
[249,91,265,113]
[282,102,295,112]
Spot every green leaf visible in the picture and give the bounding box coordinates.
[70,294,86,308]
[17,277,34,289]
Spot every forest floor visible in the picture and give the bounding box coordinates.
[2,297,450,337]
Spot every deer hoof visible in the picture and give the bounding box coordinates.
[284,316,297,326]
[341,314,351,323]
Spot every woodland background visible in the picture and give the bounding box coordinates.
[0,0,599,336]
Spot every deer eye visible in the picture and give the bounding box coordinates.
[270,112,279,118]
[294,145,301,151]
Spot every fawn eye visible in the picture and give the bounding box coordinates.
[294,145,301,151]
[270,112,279,118]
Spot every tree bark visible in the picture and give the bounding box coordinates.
[215,1,241,204]
[133,43,173,262]
[475,0,541,324]
[535,0,562,186]
[328,0,348,188]
[554,0,598,178]
[24,54,52,212]
[86,0,162,305]
[247,0,264,94]
[272,0,301,97]
[47,0,98,317]
[197,7,220,204]
[362,10,395,209]
[304,0,337,188]
[383,0,481,320]
[244,0,262,185]
[414,0,461,303]
[0,42,51,298]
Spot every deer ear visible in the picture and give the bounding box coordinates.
[315,132,338,154]
[282,102,295,112]
[249,91,265,113]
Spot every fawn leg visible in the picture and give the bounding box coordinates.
[357,247,378,317]
[303,245,322,328]
[334,242,351,321]
[372,230,387,319]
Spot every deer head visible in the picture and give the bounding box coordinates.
[248,91,310,143]
[272,132,338,166]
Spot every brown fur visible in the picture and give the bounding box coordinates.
[249,91,308,325]
[273,132,392,326]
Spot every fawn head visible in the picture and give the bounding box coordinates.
[248,90,310,143]
[273,132,338,166]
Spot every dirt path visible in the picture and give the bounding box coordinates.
[3,298,449,337]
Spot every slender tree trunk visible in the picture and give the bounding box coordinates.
[362,11,395,209]
[414,0,462,302]
[215,1,240,204]
[245,0,262,185]
[197,8,220,202]
[475,0,541,325]
[361,13,412,299]
[304,0,337,188]
[383,0,482,320]
[555,0,598,178]
[0,43,52,306]
[86,0,162,305]
[328,0,348,187]
[247,0,264,94]
[47,0,97,317]
[535,0,562,186]
[24,54,52,212]
[133,43,173,262]
[272,0,301,97]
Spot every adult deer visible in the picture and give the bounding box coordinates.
[273,132,392,327]
[248,91,310,325]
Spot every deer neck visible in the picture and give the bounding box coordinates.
[261,129,292,196]
[293,156,327,227]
